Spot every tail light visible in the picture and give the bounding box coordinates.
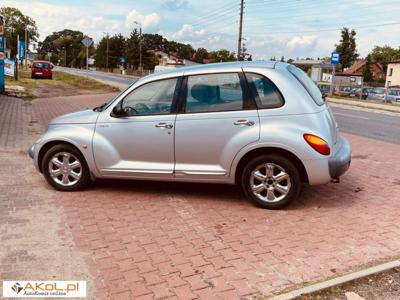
[303,134,330,155]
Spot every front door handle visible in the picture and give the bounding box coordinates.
[155,122,173,129]
[234,120,255,126]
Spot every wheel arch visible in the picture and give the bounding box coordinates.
[234,147,309,184]
[38,140,85,173]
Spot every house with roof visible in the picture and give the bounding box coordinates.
[385,60,400,88]
[345,59,385,81]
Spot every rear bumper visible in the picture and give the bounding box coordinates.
[329,136,351,179]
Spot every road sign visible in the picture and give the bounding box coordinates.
[18,40,25,60]
[81,36,93,47]
[331,52,340,65]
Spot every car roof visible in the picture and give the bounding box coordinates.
[144,61,284,80]
[32,60,51,63]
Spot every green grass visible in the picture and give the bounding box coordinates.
[5,68,117,99]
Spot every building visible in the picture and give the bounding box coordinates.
[292,60,335,83]
[386,60,400,87]
[154,51,200,67]
[345,59,385,81]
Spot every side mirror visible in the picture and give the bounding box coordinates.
[111,102,126,117]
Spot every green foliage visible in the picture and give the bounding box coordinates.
[208,49,236,63]
[0,7,39,58]
[369,45,400,72]
[335,27,358,70]
[362,55,374,82]
[37,29,94,68]
[95,33,125,69]
[194,48,209,63]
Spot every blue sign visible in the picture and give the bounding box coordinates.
[331,52,340,65]
[19,40,26,60]
[120,57,125,64]
[0,36,4,93]
[0,60,4,93]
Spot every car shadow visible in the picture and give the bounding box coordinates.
[86,175,361,210]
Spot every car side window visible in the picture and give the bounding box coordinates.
[245,73,283,108]
[122,78,178,116]
[185,73,244,113]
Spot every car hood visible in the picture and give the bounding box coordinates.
[48,109,99,125]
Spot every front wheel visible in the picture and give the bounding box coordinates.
[42,144,90,191]
[241,154,302,209]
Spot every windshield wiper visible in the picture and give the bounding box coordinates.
[93,102,108,112]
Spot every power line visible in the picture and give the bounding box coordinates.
[244,21,400,35]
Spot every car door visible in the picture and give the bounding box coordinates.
[93,77,180,179]
[174,71,260,182]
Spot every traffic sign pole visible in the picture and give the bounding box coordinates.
[0,14,4,94]
[330,52,340,96]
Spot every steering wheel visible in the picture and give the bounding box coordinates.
[123,106,138,116]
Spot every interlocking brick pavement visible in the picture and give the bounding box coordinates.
[1,93,400,299]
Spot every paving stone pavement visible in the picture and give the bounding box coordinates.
[1,93,400,299]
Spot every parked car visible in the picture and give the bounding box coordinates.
[349,87,372,99]
[31,60,53,79]
[28,62,351,209]
[333,86,352,97]
[367,87,388,101]
[387,88,400,102]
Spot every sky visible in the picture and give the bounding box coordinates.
[2,0,400,60]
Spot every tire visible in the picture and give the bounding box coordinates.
[42,144,91,191]
[241,154,302,209]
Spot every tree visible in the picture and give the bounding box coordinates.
[208,49,236,63]
[362,55,374,82]
[37,29,93,68]
[335,27,358,70]
[0,7,39,58]
[369,45,400,72]
[194,48,208,63]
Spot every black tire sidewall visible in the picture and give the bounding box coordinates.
[241,154,302,209]
[42,144,90,191]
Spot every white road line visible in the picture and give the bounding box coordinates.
[334,112,370,120]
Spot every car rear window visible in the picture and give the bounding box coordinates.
[372,88,385,94]
[34,63,50,69]
[287,64,325,106]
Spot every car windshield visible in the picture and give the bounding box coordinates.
[372,88,385,94]
[287,64,325,105]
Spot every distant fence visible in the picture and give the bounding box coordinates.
[95,67,153,77]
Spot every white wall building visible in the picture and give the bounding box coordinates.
[386,60,400,87]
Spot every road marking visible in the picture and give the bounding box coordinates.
[334,112,370,120]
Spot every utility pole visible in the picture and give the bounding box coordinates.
[103,32,109,70]
[134,21,142,72]
[237,0,244,61]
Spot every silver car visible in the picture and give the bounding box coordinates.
[29,62,351,209]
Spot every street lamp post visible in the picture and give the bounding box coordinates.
[134,21,142,72]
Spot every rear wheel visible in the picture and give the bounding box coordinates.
[42,144,90,191]
[241,154,302,209]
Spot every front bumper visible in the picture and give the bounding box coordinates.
[28,144,35,159]
[329,136,351,179]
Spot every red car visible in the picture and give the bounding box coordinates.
[31,60,53,79]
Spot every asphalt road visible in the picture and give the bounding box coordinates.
[56,66,137,88]
[332,106,400,144]
[57,67,400,144]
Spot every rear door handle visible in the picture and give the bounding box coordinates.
[234,120,255,126]
[155,122,173,129]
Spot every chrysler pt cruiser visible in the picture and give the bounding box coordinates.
[29,62,351,209]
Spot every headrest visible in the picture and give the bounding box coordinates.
[191,83,219,103]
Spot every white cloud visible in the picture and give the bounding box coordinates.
[125,10,160,29]
[172,24,205,40]
[287,35,317,49]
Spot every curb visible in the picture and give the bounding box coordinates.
[268,259,400,300]
[327,98,400,114]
